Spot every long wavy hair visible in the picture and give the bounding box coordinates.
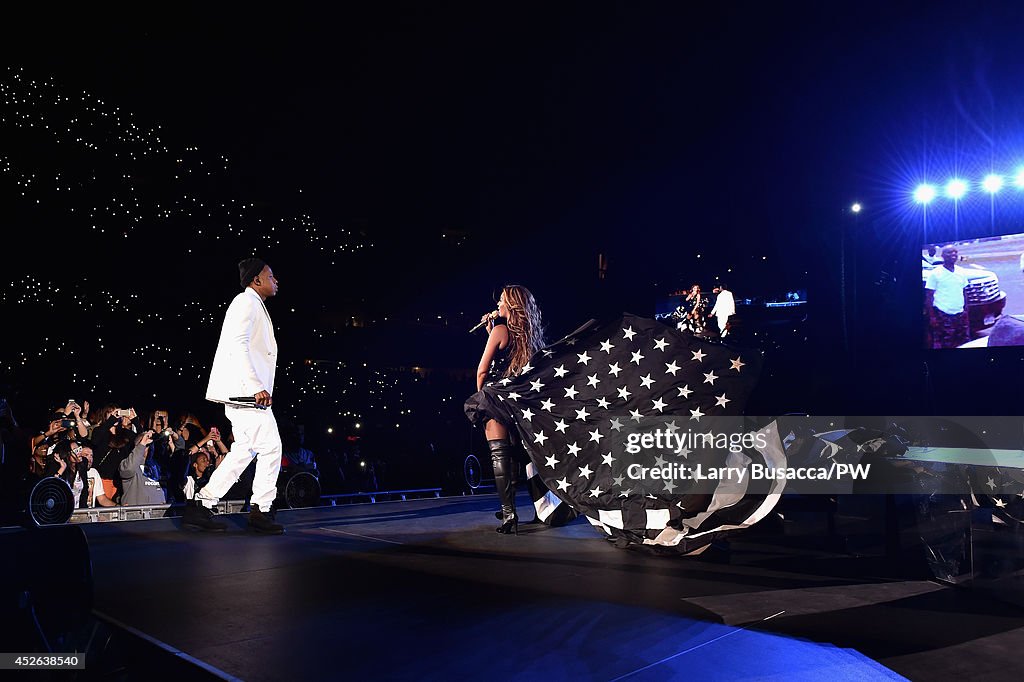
[499,284,545,377]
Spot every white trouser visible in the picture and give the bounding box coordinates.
[197,405,282,512]
[717,314,729,333]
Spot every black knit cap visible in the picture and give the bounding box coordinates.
[238,257,266,288]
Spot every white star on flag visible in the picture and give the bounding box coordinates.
[652,397,667,412]
[520,363,533,374]
[730,357,745,372]
[596,397,611,409]
[521,408,534,421]
[554,419,569,433]
[600,339,614,353]
[665,361,680,376]
[654,338,669,351]
[640,374,655,389]
[545,455,559,468]
[553,365,568,378]
[609,418,624,432]
[556,478,570,491]
[663,480,677,493]
[612,475,625,485]
[575,406,591,421]
[630,409,643,422]
[608,363,622,377]
[715,393,730,407]
[540,399,555,411]
[530,379,545,391]
[654,455,668,467]
[589,486,603,498]
[587,373,601,388]
[577,351,592,365]
[578,464,594,479]
[623,326,637,340]
[631,350,645,365]
[564,386,579,399]
[589,428,604,443]
[690,407,704,422]
[499,377,512,385]
[602,452,615,466]
[664,420,680,434]
[507,392,521,401]
[703,371,718,385]
[678,385,693,398]
[567,442,582,456]
[617,386,632,400]
[534,431,549,445]
[691,349,706,362]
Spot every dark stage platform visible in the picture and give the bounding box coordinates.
[76,494,1024,681]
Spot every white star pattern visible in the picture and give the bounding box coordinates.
[617,386,632,400]
[663,479,677,493]
[678,385,693,398]
[554,419,569,433]
[521,408,534,421]
[612,475,625,486]
[577,351,592,365]
[631,350,645,365]
[589,486,603,498]
[545,454,559,468]
[530,379,545,391]
[664,420,680,434]
[602,452,615,466]
[703,371,718,385]
[623,326,637,340]
[587,373,601,388]
[730,357,745,372]
[654,338,669,351]
[567,442,582,456]
[609,418,624,432]
[507,392,521,401]
[652,397,667,412]
[690,407,704,422]
[556,478,570,491]
[691,349,706,362]
[575,406,591,421]
[520,363,533,374]
[534,431,549,445]
[540,399,555,411]
[553,364,568,378]
[715,393,730,408]
[578,464,594,479]
[589,428,604,443]
[640,374,655,389]
[665,361,680,376]
[564,386,579,399]
[630,409,643,422]
[608,362,622,377]
[654,455,668,467]
[600,339,614,353]
[596,397,611,409]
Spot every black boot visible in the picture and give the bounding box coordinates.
[182,501,227,532]
[248,505,285,535]
[489,439,518,535]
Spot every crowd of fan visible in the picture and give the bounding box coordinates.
[6,397,368,513]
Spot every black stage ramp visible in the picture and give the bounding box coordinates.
[80,494,1024,681]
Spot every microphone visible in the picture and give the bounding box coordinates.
[228,396,267,410]
[468,310,499,334]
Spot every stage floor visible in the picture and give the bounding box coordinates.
[80,494,1024,681]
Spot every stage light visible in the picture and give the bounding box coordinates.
[914,184,937,204]
[1014,168,1024,188]
[851,202,862,213]
[982,174,1004,193]
[945,179,967,199]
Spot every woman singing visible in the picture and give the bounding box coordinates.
[473,285,546,534]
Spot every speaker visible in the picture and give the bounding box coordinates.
[278,470,321,508]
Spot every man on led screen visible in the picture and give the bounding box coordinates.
[924,245,969,349]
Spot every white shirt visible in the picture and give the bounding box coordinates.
[925,266,968,315]
[206,287,278,403]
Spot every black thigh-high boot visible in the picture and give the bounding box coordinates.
[489,438,518,535]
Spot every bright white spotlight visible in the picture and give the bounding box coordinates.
[982,174,1004,193]
[1014,168,1024,188]
[851,202,862,213]
[945,178,967,199]
[914,184,937,204]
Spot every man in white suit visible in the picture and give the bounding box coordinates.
[710,284,735,337]
[183,257,285,534]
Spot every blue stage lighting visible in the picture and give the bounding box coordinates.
[851,202,862,213]
[945,178,968,199]
[982,174,1004,193]
[914,184,937,204]
[1014,168,1024,188]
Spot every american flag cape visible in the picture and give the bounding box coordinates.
[465,313,787,554]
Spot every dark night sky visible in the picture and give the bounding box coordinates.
[7,2,1024,418]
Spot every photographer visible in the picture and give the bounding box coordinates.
[148,409,183,501]
[92,404,141,502]
[31,400,89,451]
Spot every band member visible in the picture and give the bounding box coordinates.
[182,257,285,534]
[472,285,546,534]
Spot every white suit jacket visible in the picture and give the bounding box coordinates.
[710,289,735,320]
[206,287,278,404]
